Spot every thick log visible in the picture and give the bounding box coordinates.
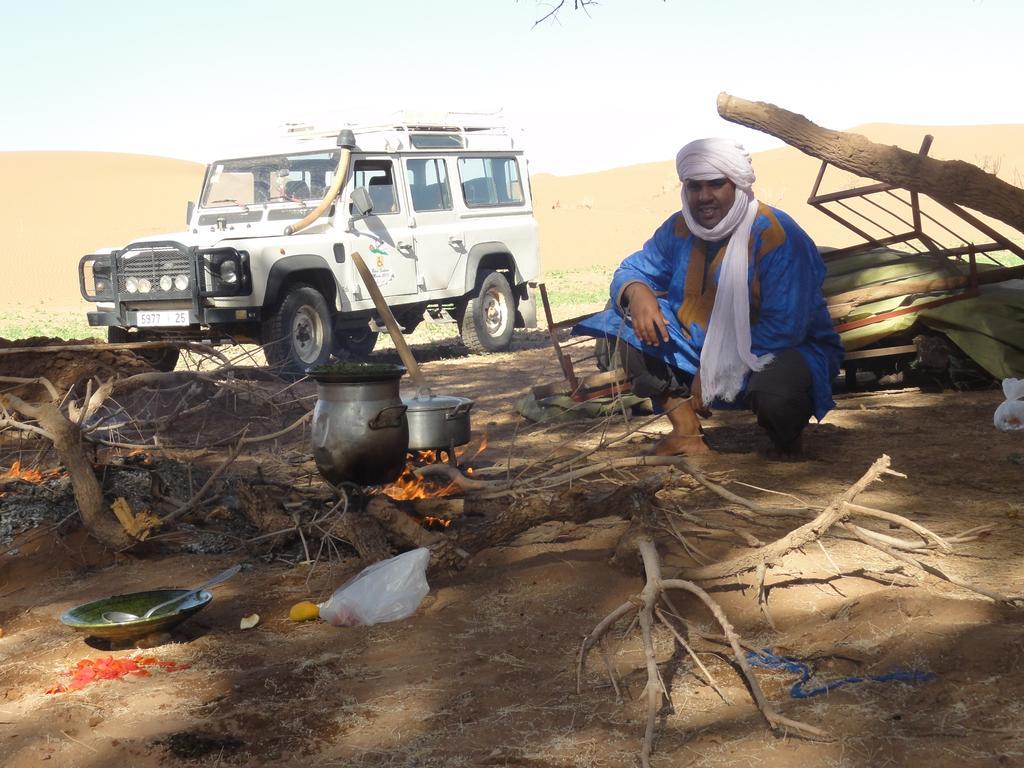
[716,93,1024,232]
[359,477,665,574]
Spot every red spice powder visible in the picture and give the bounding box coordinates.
[46,655,190,694]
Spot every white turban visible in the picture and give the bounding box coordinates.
[675,138,773,405]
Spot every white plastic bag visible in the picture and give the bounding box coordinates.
[318,548,431,626]
[994,378,1024,432]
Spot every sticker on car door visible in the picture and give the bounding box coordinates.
[370,246,395,287]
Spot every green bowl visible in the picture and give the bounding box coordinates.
[60,589,213,641]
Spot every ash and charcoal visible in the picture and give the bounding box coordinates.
[0,476,78,549]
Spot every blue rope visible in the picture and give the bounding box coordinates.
[745,648,936,699]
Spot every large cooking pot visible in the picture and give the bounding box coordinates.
[404,391,474,451]
[310,363,409,485]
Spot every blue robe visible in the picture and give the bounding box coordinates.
[574,205,844,420]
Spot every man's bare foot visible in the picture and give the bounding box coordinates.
[654,434,714,456]
[652,393,714,455]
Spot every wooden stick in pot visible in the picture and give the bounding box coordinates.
[351,251,429,392]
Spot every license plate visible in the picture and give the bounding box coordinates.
[136,310,189,327]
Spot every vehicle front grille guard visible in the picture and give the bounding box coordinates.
[81,241,251,322]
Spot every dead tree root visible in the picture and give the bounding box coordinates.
[578,532,827,767]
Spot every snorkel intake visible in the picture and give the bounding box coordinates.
[284,129,357,236]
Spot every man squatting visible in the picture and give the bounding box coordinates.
[576,138,844,458]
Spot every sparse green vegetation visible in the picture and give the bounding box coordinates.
[0,307,96,342]
[538,265,615,306]
[0,268,617,347]
[534,266,614,327]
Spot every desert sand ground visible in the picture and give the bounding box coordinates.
[1,125,1024,767]
[1,336,1022,767]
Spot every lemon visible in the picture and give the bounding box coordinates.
[289,601,320,622]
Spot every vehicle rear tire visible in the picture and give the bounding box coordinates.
[262,284,333,374]
[107,327,180,372]
[333,327,379,359]
[459,270,515,354]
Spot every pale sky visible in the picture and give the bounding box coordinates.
[2,0,1021,175]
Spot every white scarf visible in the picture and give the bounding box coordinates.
[676,138,773,405]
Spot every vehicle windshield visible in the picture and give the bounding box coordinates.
[200,150,341,207]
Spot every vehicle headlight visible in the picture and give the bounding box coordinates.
[159,275,173,292]
[138,278,152,294]
[79,255,115,302]
[125,276,139,293]
[219,259,238,284]
[174,274,189,291]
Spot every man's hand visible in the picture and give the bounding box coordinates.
[624,283,670,346]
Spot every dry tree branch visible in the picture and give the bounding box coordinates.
[579,530,826,767]
[532,0,598,27]
[0,410,55,440]
[160,436,247,525]
[843,501,952,552]
[577,600,636,694]
[654,605,731,704]
[419,454,697,495]
[843,523,1022,605]
[0,375,60,401]
[160,412,312,525]
[676,457,807,520]
[659,577,826,739]
[684,456,894,581]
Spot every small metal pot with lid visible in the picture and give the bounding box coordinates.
[404,390,474,452]
[349,252,475,457]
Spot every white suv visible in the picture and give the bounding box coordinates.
[78,115,540,372]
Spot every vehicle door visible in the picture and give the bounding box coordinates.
[346,158,419,298]
[403,156,463,294]
[456,154,534,271]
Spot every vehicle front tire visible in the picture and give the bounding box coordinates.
[459,269,515,354]
[107,327,180,372]
[333,327,379,359]
[262,284,333,374]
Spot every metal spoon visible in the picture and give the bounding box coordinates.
[101,564,241,623]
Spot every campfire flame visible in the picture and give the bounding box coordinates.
[124,449,155,466]
[471,433,488,460]
[1,460,55,485]
[381,432,488,502]
[383,461,460,501]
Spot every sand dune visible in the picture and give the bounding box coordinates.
[1,152,204,310]
[3,123,1023,310]
[533,123,1024,270]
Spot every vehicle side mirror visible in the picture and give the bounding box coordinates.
[350,187,373,217]
[186,201,194,224]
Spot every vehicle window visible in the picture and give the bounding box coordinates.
[457,157,524,208]
[406,158,453,212]
[201,150,339,206]
[410,133,463,149]
[351,159,399,215]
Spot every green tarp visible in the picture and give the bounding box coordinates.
[919,283,1024,379]
[824,249,1024,377]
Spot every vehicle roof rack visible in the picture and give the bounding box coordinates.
[280,110,516,152]
[284,111,506,138]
